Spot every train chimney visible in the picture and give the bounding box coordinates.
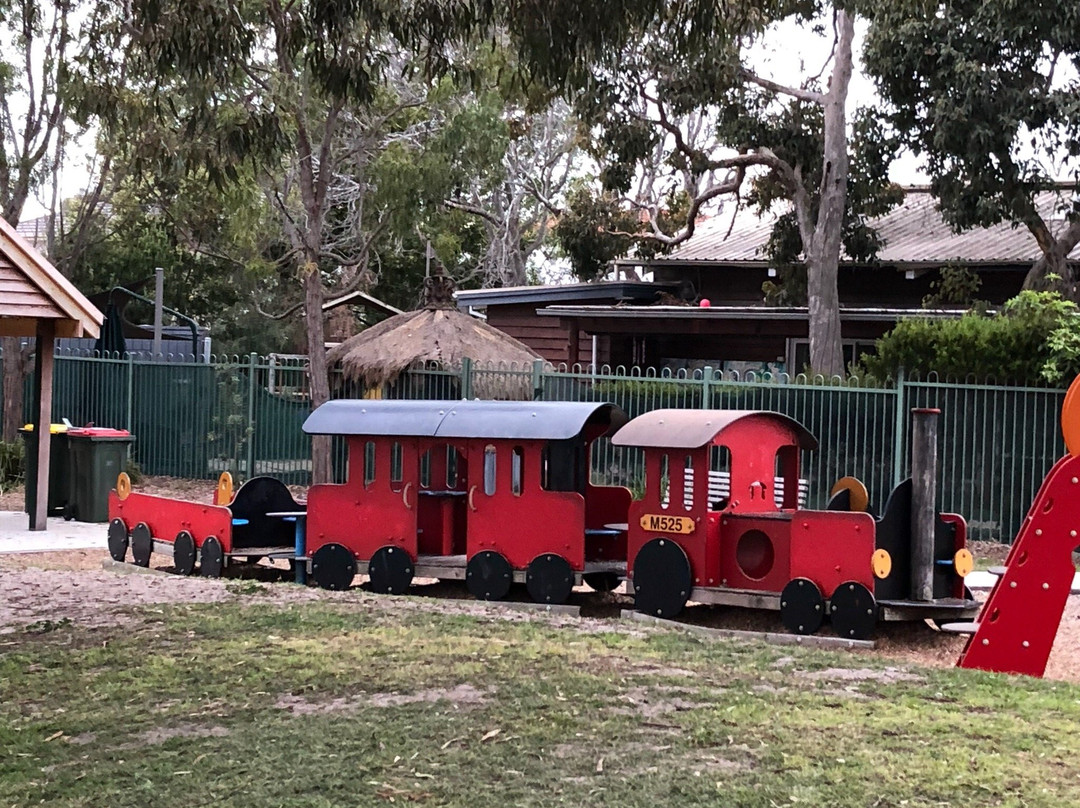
[910,408,940,602]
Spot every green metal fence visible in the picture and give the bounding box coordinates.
[3,349,1068,543]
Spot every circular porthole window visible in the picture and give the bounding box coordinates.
[735,529,775,580]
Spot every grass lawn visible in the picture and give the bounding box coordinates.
[2,599,1079,807]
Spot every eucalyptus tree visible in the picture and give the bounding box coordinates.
[504,2,898,376]
[864,0,1080,298]
[79,0,493,482]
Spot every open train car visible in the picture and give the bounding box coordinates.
[611,408,979,639]
[106,473,305,577]
[301,399,631,603]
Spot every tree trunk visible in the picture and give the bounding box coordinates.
[303,260,333,484]
[803,8,854,378]
[1022,218,1080,302]
[1,337,29,442]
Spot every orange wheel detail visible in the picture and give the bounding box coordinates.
[116,472,132,501]
[953,548,974,578]
[830,476,869,512]
[216,471,234,506]
[871,548,892,579]
[1062,375,1080,458]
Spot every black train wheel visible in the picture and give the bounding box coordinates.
[107,518,129,563]
[368,545,414,595]
[311,543,357,591]
[632,538,692,618]
[130,523,153,568]
[199,536,225,579]
[526,554,575,605]
[779,577,825,635]
[173,531,196,576]
[830,581,877,640]
[466,550,513,601]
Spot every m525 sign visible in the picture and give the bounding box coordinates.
[639,514,696,534]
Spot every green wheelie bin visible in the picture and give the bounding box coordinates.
[66,427,134,522]
[20,423,71,517]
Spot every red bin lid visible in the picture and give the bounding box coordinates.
[67,427,131,437]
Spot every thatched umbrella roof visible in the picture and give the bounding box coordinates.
[327,266,542,398]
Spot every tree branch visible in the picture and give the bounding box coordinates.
[738,67,825,105]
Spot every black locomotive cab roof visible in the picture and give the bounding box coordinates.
[303,399,628,441]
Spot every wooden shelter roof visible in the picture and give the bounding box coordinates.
[0,215,102,338]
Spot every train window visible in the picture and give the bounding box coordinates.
[683,455,694,511]
[775,446,799,508]
[364,441,376,486]
[446,446,459,489]
[709,445,731,510]
[659,454,670,510]
[483,445,497,495]
[419,449,431,489]
[541,437,586,494]
[390,442,403,489]
[511,447,524,496]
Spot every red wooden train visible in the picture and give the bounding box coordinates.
[106,399,978,639]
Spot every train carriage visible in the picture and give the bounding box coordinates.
[301,399,631,602]
[611,408,979,639]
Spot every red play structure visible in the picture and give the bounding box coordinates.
[106,398,980,639]
[955,374,1080,677]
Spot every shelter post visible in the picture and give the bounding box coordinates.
[30,319,55,530]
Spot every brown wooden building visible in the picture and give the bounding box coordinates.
[458,188,1071,373]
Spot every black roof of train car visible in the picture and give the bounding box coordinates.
[302,400,628,441]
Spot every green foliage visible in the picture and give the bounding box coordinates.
[859,291,1080,384]
[863,0,1080,293]
[0,439,24,492]
[554,184,640,281]
[922,265,984,308]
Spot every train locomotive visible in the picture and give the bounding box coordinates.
[105,399,978,639]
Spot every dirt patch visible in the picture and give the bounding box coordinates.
[611,686,713,719]
[799,667,925,684]
[132,724,230,746]
[0,549,109,572]
[275,684,489,716]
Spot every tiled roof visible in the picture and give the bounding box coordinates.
[661,188,1080,266]
[14,214,50,250]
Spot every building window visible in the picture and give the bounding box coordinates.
[787,338,878,376]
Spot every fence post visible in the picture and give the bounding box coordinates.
[892,367,905,487]
[702,365,713,409]
[531,359,544,401]
[125,352,134,433]
[461,357,474,400]
[245,352,257,480]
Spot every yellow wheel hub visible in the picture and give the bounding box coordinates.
[116,471,132,501]
[215,471,234,506]
[830,476,869,512]
[953,548,974,577]
[871,548,892,579]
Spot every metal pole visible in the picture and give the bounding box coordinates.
[892,367,905,488]
[910,407,940,602]
[152,267,164,359]
[245,352,257,480]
